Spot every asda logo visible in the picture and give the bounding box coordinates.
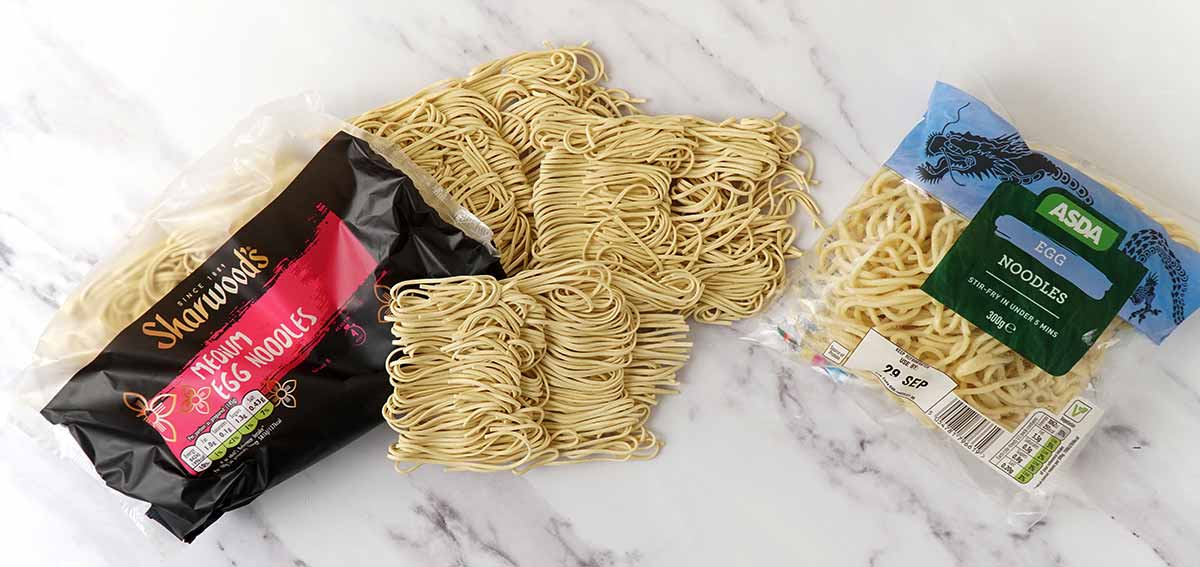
[1036,192,1118,251]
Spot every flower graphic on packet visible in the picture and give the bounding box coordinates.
[122,392,178,442]
[180,385,212,415]
[269,379,298,409]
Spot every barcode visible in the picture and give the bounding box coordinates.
[934,398,1005,454]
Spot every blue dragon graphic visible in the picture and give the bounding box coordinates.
[1121,229,1189,324]
[916,103,1094,206]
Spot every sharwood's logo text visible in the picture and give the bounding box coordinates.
[141,247,269,349]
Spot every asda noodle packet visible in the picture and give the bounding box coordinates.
[751,82,1200,527]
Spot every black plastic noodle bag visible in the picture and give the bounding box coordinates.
[10,95,503,542]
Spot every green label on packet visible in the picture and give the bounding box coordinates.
[921,183,1146,375]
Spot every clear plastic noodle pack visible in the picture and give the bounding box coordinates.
[753,82,1200,526]
[7,94,504,543]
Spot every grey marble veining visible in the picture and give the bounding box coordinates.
[2,1,1200,566]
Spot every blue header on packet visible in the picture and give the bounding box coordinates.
[886,82,1198,343]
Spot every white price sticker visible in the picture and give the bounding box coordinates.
[843,329,956,412]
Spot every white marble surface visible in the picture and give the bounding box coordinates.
[3,1,1200,565]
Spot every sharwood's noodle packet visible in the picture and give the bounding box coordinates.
[753,82,1200,525]
[9,95,502,542]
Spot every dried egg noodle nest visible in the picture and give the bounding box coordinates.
[807,167,1195,429]
[382,261,690,472]
[530,112,818,322]
[460,45,643,191]
[353,86,534,274]
[530,116,704,314]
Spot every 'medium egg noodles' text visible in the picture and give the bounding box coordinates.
[185,307,318,400]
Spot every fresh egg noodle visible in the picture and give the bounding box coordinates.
[382,261,690,472]
[807,167,1193,429]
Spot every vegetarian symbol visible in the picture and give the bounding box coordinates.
[1065,400,1093,423]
